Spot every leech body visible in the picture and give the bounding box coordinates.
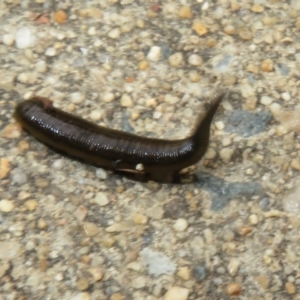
[14,91,224,183]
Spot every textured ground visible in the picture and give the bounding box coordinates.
[1,0,300,299]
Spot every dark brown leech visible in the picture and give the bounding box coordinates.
[14,90,225,183]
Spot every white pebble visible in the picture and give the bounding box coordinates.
[70,92,84,104]
[188,54,203,66]
[107,28,120,39]
[173,218,188,232]
[87,27,96,36]
[249,214,259,225]
[227,258,240,276]
[282,92,291,101]
[260,95,273,105]
[220,148,235,162]
[164,286,189,300]
[95,168,107,180]
[90,110,102,121]
[147,46,161,62]
[45,47,57,57]
[52,159,64,169]
[102,92,115,103]
[120,94,133,107]
[0,199,14,212]
[35,60,47,73]
[15,27,36,49]
[168,52,183,67]
[94,192,109,206]
[2,33,14,46]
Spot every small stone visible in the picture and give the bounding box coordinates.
[260,96,273,105]
[127,261,142,272]
[291,158,300,170]
[0,158,11,179]
[249,214,259,225]
[1,123,22,139]
[177,267,191,281]
[281,92,291,101]
[227,258,240,276]
[238,27,253,40]
[24,199,38,211]
[178,5,192,19]
[147,46,161,62]
[255,275,269,289]
[53,10,68,24]
[219,148,235,162]
[15,27,36,49]
[0,200,14,212]
[120,94,133,107]
[224,24,237,35]
[90,110,102,121]
[110,294,125,300]
[261,59,274,72]
[45,47,57,57]
[285,282,296,294]
[74,206,88,221]
[173,218,188,232]
[188,54,202,66]
[107,28,120,39]
[188,70,201,82]
[95,168,107,180]
[246,63,259,73]
[101,235,116,248]
[226,282,242,296]
[138,60,149,70]
[76,278,90,291]
[133,213,148,225]
[237,225,252,236]
[283,187,300,213]
[205,148,217,159]
[88,268,103,282]
[0,242,22,260]
[164,286,189,300]
[37,219,47,229]
[168,52,183,68]
[251,4,264,12]
[192,21,208,36]
[78,8,103,19]
[87,27,96,36]
[71,293,91,300]
[102,92,115,103]
[94,192,109,206]
[83,222,99,236]
[71,92,84,104]
[2,33,14,46]
[35,60,47,73]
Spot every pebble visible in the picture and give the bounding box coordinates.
[90,110,102,121]
[15,27,36,49]
[120,94,133,107]
[283,187,300,214]
[237,225,252,236]
[71,92,84,104]
[177,267,191,281]
[251,4,264,13]
[102,92,115,103]
[74,206,88,221]
[76,278,90,291]
[35,60,47,73]
[107,28,121,39]
[188,54,203,66]
[147,46,161,62]
[226,282,242,296]
[178,5,192,19]
[95,168,107,180]
[255,275,269,289]
[0,242,22,260]
[224,25,236,35]
[192,265,207,281]
[53,10,68,24]
[0,200,14,212]
[133,213,148,225]
[219,148,235,162]
[192,21,208,36]
[188,70,201,82]
[88,268,103,282]
[71,293,90,300]
[24,199,38,211]
[281,92,291,101]
[168,52,183,68]
[83,222,99,236]
[2,33,14,46]
[285,282,296,294]
[249,214,259,225]
[227,258,240,276]
[260,96,273,105]
[173,218,188,232]
[0,158,11,179]
[45,47,57,57]
[164,286,189,300]
[261,59,274,72]
[138,60,149,70]
[1,123,22,139]
[94,192,109,206]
